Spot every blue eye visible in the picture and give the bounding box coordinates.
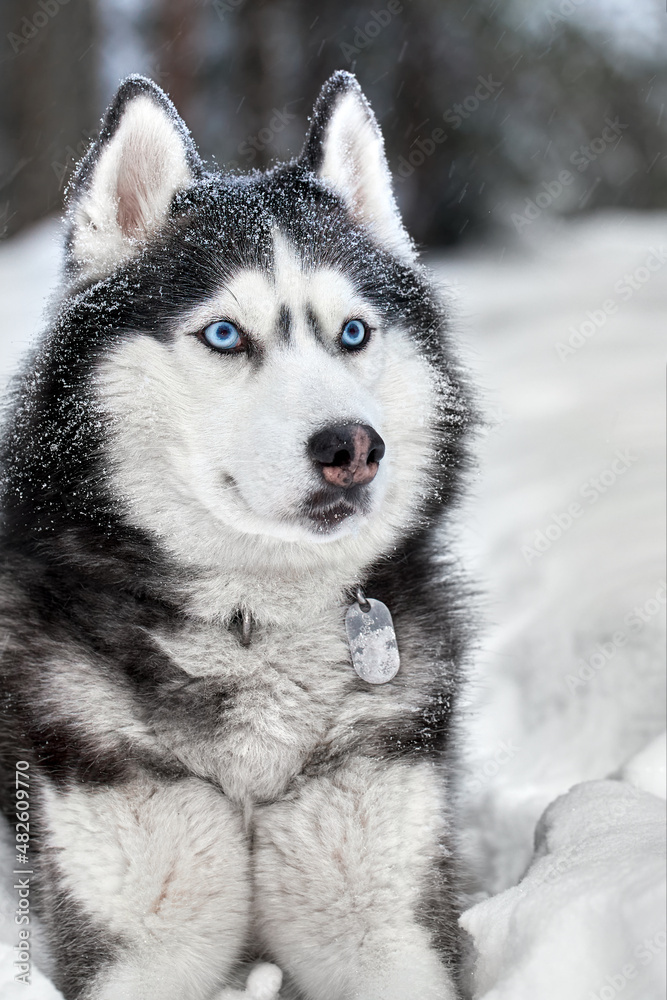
[341,319,369,350]
[202,321,244,352]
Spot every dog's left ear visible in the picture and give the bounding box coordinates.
[302,72,415,262]
[66,75,203,282]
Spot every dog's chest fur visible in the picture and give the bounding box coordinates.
[145,599,387,803]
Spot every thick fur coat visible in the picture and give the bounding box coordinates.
[0,72,474,999]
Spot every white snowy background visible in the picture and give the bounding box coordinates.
[0,211,665,998]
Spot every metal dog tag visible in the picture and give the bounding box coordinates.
[345,592,400,684]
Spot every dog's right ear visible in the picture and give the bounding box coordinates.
[66,76,202,282]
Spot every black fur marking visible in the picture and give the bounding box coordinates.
[43,882,121,999]
[418,847,465,973]
[305,303,326,348]
[25,721,132,789]
[277,303,292,344]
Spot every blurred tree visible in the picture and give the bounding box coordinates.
[1,0,665,245]
[0,0,98,238]
[154,0,199,126]
[190,0,667,245]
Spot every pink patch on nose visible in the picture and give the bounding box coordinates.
[321,426,379,487]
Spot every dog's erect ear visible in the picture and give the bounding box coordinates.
[302,72,414,262]
[66,76,202,282]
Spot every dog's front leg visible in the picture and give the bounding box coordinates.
[253,757,460,1000]
[37,772,251,1000]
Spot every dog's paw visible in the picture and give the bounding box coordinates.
[216,963,283,999]
[245,963,283,999]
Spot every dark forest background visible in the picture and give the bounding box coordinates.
[1,0,666,246]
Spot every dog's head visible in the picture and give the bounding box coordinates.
[50,73,469,575]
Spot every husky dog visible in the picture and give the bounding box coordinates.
[0,72,473,999]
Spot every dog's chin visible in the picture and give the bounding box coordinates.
[304,500,358,534]
[211,475,372,545]
[299,488,371,539]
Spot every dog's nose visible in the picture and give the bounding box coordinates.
[307,423,385,487]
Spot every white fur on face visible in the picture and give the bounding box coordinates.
[98,235,440,579]
[71,96,194,283]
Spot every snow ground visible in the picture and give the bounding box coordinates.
[438,213,665,883]
[0,211,664,998]
[461,772,666,1000]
